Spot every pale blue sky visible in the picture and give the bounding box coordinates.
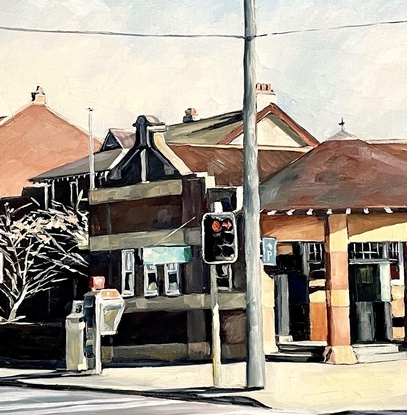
[0,0,406,141]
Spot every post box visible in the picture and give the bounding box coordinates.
[83,288,125,374]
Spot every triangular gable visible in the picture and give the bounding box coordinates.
[219,104,319,147]
[100,128,136,151]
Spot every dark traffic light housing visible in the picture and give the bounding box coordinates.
[202,212,238,264]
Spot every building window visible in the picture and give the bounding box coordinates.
[121,249,135,297]
[144,264,158,297]
[307,242,324,263]
[164,263,180,296]
[303,242,325,279]
[388,242,400,261]
[348,242,404,283]
[349,242,384,261]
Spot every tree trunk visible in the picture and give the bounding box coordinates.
[7,288,28,322]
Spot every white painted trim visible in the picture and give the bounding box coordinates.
[153,133,192,175]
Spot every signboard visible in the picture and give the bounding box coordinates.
[262,237,277,265]
[141,246,192,265]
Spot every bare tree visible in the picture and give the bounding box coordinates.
[0,201,88,322]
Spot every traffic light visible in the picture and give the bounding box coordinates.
[202,212,238,264]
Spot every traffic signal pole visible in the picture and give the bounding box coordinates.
[243,0,266,388]
[210,264,221,386]
[202,211,238,387]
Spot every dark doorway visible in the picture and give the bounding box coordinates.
[349,264,392,343]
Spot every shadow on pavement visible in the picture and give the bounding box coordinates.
[326,411,407,415]
[0,370,269,409]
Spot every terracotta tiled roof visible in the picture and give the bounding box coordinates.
[168,143,307,186]
[369,141,407,162]
[260,138,407,211]
[0,103,101,197]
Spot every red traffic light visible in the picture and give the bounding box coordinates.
[202,212,238,264]
[211,220,222,232]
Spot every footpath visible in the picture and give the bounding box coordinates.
[1,360,407,414]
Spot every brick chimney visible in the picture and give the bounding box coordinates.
[256,83,276,109]
[182,107,199,123]
[31,86,46,105]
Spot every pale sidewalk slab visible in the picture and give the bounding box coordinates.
[17,361,407,414]
[0,368,53,378]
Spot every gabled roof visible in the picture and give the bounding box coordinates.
[165,104,319,148]
[260,135,407,211]
[33,130,307,187]
[168,143,307,186]
[165,111,243,146]
[219,104,319,147]
[0,100,101,197]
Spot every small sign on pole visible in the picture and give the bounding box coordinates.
[262,237,277,265]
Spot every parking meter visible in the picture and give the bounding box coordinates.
[65,300,87,371]
[83,289,125,374]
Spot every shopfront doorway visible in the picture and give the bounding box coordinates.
[348,242,402,343]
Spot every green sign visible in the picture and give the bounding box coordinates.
[141,246,192,265]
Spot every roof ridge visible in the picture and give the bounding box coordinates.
[0,102,33,127]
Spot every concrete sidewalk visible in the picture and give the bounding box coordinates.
[1,360,407,414]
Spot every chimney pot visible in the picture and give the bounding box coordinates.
[256,83,276,108]
[31,85,46,105]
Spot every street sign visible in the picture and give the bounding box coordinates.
[262,237,277,265]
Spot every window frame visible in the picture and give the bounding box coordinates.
[164,263,181,296]
[121,249,135,297]
[144,264,159,297]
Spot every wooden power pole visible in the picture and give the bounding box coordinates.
[243,0,266,389]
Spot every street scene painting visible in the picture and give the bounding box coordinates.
[0,1,407,414]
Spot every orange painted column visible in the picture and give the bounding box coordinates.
[324,214,357,364]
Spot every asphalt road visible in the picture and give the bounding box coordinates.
[0,386,284,415]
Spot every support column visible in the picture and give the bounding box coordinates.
[324,214,357,364]
[262,269,278,353]
[274,274,292,342]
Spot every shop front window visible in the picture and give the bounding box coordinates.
[348,242,404,284]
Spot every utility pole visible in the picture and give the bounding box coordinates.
[243,0,266,388]
[87,107,95,190]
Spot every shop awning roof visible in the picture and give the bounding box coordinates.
[31,149,124,181]
[260,137,407,211]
